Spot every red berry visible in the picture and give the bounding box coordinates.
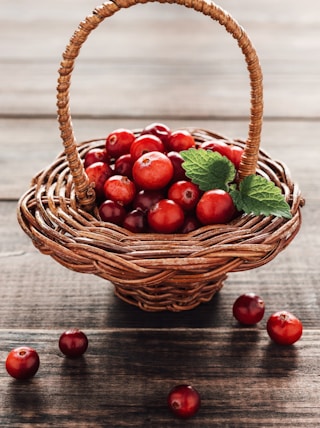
[168,180,200,211]
[200,140,244,169]
[106,128,135,158]
[132,151,173,190]
[133,189,165,212]
[99,199,127,225]
[180,214,202,233]
[85,161,113,199]
[148,199,184,233]
[233,293,265,325]
[167,151,188,182]
[114,153,134,178]
[167,384,201,419]
[123,209,148,233]
[267,311,303,345]
[229,145,244,170]
[167,130,196,152]
[103,175,136,206]
[6,346,40,380]
[196,189,236,225]
[130,134,165,161]
[84,148,108,168]
[141,122,171,145]
[59,329,88,358]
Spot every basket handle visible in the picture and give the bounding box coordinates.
[57,0,263,210]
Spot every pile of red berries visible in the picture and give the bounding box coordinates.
[84,123,243,233]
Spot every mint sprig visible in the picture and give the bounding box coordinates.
[180,148,292,219]
[180,148,235,192]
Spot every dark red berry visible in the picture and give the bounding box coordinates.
[233,293,265,325]
[6,346,40,380]
[167,384,201,419]
[59,329,88,358]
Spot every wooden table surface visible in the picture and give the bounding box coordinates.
[1,0,319,426]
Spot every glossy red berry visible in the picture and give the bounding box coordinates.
[123,209,148,233]
[167,151,188,182]
[233,293,265,325]
[167,384,201,419]
[141,122,171,145]
[267,311,303,345]
[167,130,196,152]
[84,148,109,168]
[133,189,165,212]
[59,329,88,358]
[196,189,236,225]
[148,199,184,233]
[130,134,165,161]
[106,128,135,158]
[114,153,134,178]
[132,151,173,190]
[85,161,113,199]
[6,346,40,380]
[98,199,127,225]
[168,180,201,211]
[103,175,136,206]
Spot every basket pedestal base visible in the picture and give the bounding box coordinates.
[112,274,227,312]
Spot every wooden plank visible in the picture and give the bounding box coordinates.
[1,1,320,118]
[0,329,319,427]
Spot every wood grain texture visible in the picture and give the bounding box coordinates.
[1,0,320,425]
[0,329,319,427]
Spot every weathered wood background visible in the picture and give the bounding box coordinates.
[1,0,319,426]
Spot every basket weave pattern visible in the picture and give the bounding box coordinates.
[17,0,304,311]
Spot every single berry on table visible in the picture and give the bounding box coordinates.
[233,293,265,325]
[167,384,201,419]
[6,346,40,380]
[267,311,303,345]
[59,329,88,358]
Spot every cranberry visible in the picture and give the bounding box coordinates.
[85,161,113,199]
[6,346,40,380]
[148,199,184,233]
[132,151,173,190]
[141,122,171,145]
[167,384,201,419]
[114,153,134,178]
[233,293,265,325]
[167,130,196,152]
[106,128,135,158]
[130,134,165,161]
[103,175,136,206]
[196,189,236,225]
[267,311,303,345]
[84,148,109,168]
[200,140,244,169]
[59,329,88,358]
[99,199,127,225]
[168,180,201,211]
[180,214,201,233]
[133,189,165,212]
[123,209,148,233]
[167,151,188,182]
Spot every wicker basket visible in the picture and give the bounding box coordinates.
[17,0,304,312]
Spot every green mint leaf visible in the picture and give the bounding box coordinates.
[180,148,236,192]
[230,175,292,219]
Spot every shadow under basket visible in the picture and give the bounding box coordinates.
[17,0,304,311]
